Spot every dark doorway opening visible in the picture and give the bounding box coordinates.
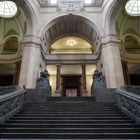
[61,75,82,96]
[130,74,140,85]
[0,74,14,86]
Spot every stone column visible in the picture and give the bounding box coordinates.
[55,64,61,96]
[101,41,124,88]
[13,61,21,85]
[18,35,42,88]
[81,64,88,96]
[121,60,130,85]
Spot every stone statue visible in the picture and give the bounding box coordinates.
[36,70,51,89]
[92,69,106,89]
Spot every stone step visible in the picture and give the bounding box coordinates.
[0,128,140,133]
[11,116,130,120]
[1,132,140,139]
[6,119,134,124]
[23,102,117,105]
[20,110,122,115]
[15,113,127,117]
[46,97,96,101]
[22,108,119,111]
[1,123,139,128]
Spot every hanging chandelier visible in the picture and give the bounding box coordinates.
[0,0,17,18]
[125,0,140,16]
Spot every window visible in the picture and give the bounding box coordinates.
[0,1,17,18]
[50,0,92,5]
[125,0,140,16]
[85,0,92,4]
[50,0,57,4]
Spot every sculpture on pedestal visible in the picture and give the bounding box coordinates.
[36,70,51,90]
[92,69,106,89]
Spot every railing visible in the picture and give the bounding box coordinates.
[115,85,140,124]
[0,86,25,124]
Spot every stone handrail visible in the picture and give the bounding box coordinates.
[115,85,140,124]
[0,86,25,124]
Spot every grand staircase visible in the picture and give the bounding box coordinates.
[0,97,140,139]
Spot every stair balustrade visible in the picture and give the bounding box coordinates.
[116,85,140,124]
[0,86,25,124]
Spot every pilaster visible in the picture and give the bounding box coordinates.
[101,36,124,88]
[18,35,42,88]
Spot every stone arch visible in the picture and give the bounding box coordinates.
[39,14,101,37]
[18,0,38,35]
[39,14,101,54]
[2,35,19,55]
[104,0,127,35]
[123,34,140,42]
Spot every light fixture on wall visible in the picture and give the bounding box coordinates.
[0,0,17,18]
[125,0,140,16]
[67,39,76,47]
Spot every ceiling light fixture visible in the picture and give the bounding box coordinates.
[67,39,76,47]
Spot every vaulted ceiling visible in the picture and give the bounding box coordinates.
[44,15,100,50]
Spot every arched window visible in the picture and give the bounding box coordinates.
[50,0,57,4]
[125,0,140,16]
[2,37,18,55]
[0,1,17,18]
[49,0,92,5]
[85,0,92,4]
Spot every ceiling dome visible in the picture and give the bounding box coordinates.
[0,1,17,18]
[125,0,140,16]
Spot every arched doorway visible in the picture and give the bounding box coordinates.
[42,15,100,96]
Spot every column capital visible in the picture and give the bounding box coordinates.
[56,64,61,67]
[81,64,86,68]
[23,35,41,46]
[101,34,121,47]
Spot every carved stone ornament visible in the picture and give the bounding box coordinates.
[58,0,84,14]
[38,0,48,6]
[120,96,140,117]
[93,0,104,7]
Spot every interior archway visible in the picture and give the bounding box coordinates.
[116,9,140,85]
[2,37,18,55]
[0,8,27,86]
[42,15,99,96]
[42,14,100,54]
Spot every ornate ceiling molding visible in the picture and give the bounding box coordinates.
[58,0,84,14]
[38,0,48,7]
[38,0,104,8]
